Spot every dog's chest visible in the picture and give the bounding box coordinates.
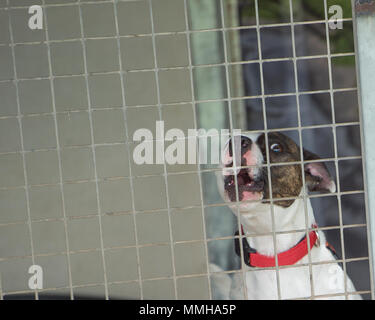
[237,244,358,300]
[245,263,311,300]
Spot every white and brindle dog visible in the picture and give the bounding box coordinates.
[216,132,360,300]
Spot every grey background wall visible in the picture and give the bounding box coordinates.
[0,0,227,299]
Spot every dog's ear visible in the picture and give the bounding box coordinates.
[303,149,336,193]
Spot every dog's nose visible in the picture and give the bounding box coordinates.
[228,136,252,157]
[240,136,251,150]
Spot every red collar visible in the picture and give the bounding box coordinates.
[234,225,319,268]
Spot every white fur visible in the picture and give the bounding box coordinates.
[229,196,360,300]
[221,133,263,178]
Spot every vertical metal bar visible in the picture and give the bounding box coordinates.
[288,0,316,299]
[148,0,179,299]
[42,0,74,299]
[254,0,282,300]
[6,0,38,300]
[0,272,3,300]
[225,0,247,131]
[219,0,249,300]
[183,0,213,300]
[351,0,375,299]
[112,0,144,300]
[77,1,110,300]
[323,0,349,299]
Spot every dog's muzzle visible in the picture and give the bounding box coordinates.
[224,170,264,201]
[222,135,265,202]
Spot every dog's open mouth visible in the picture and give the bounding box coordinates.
[224,168,264,202]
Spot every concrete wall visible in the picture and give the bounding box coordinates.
[0,0,235,299]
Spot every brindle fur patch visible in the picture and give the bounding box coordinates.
[257,133,303,207]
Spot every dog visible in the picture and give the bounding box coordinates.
[216,132,361,300]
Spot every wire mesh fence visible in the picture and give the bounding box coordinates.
[0,0,372,300]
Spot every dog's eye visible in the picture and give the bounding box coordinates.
[270,143,282,153]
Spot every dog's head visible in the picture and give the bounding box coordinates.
[217,132,336,211]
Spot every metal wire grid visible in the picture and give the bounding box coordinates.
[352,0,375,301]
[0,0,372,299]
